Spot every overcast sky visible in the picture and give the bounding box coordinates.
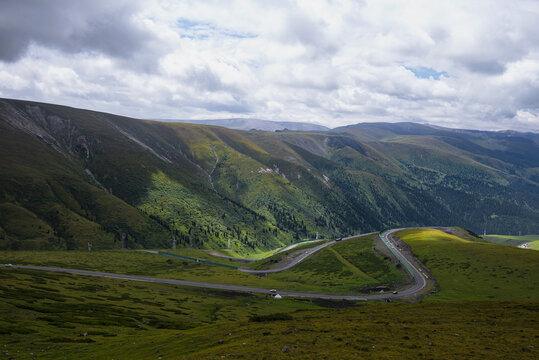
[1,0,538,131]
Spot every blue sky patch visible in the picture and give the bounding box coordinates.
[177,18,256,40]
[222,31,257,39]
[405,66,449,80]
[177,18,212,30]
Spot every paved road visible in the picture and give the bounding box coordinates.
[0,229,429,300]
[378,229,427,298]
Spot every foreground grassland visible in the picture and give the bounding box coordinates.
[484,234,539,250]
[0,268,320,359]
[153,301,538,360]
[0,269,536,359]
[397,229,539,301]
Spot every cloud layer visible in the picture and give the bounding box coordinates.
[1,0,538,131]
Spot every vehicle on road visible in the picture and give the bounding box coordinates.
[336,237,342,242]
[392,291,398,294]
[269,289,277,294]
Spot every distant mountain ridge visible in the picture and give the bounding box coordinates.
[154,118,329,132]
[1,98,538,251]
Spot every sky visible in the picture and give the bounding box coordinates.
[1,0,538,132]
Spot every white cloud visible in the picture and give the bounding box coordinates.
[0,0,538,131]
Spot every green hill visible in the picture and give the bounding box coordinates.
[396,228,539,301]
[1,98,538,251]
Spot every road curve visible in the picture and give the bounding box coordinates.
[239,233,377,274]
[0,229,429,301]
[378,229,427,298]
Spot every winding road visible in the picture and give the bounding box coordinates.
[1,229,430,301]
[378,228,427,298]
[238,235,366,274]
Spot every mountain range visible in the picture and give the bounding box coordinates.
[153,118,329,132]
[1,98,538,251]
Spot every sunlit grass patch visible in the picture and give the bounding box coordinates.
[397,228,471,243]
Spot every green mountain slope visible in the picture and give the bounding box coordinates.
[1,98,538,250]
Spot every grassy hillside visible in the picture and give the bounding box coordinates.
[0,111,170,250]
[2,98,539,251]
[0,99,315,252]
[396,228,539,301]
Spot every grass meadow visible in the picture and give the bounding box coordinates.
[0,269,536,359]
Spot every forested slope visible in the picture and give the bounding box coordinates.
[1,98,538,251]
